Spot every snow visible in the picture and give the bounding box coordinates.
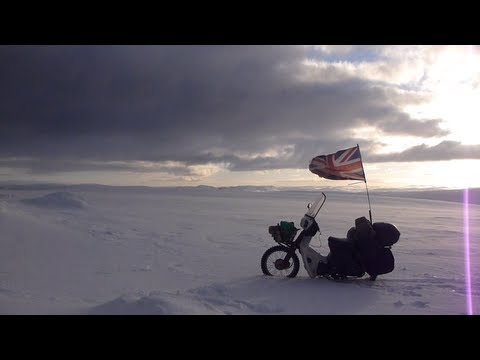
[21,191,88,209]
[0,185,479,314]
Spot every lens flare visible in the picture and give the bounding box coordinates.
[464,188,473,315]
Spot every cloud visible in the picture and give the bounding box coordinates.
[0,45,451,176]
[0,157,223,178]
[367,141,480,162]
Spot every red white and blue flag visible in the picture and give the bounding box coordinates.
[309,145,366,181]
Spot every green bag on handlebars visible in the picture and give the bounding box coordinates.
[279,221,297,243]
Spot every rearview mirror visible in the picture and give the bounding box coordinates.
[307,203,312,209]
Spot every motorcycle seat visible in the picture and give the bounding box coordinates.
[328,236,355,251]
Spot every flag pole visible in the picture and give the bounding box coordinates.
[357,143,372,223]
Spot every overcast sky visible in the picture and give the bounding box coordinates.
[1,45,479,189]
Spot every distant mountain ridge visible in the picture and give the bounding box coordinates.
[1,182,479,204]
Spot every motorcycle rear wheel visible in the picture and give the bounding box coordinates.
[261,245,300,278]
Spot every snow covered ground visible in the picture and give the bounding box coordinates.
[0,185,478,314]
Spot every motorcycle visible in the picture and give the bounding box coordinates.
[260,192,400,281]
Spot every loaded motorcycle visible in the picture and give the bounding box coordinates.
[260,192,400,281]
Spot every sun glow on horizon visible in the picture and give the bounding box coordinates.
[404,45,480,145]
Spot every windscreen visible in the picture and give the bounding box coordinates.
[305,194,326,218]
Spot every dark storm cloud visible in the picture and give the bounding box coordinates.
[0,45,449,174]
[368,141,480,162]
[0,157,206,176]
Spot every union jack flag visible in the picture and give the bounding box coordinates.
[309,145,366,181]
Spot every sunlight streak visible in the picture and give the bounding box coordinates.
[464,188,473,315]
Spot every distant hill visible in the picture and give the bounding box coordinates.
[373,188,480,205]
[1,182,479,205]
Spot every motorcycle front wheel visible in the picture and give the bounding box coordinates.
[261,245,300,278]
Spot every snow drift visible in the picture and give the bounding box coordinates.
[21,192,87,209]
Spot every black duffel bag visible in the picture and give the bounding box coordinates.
[372,222,400,247]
